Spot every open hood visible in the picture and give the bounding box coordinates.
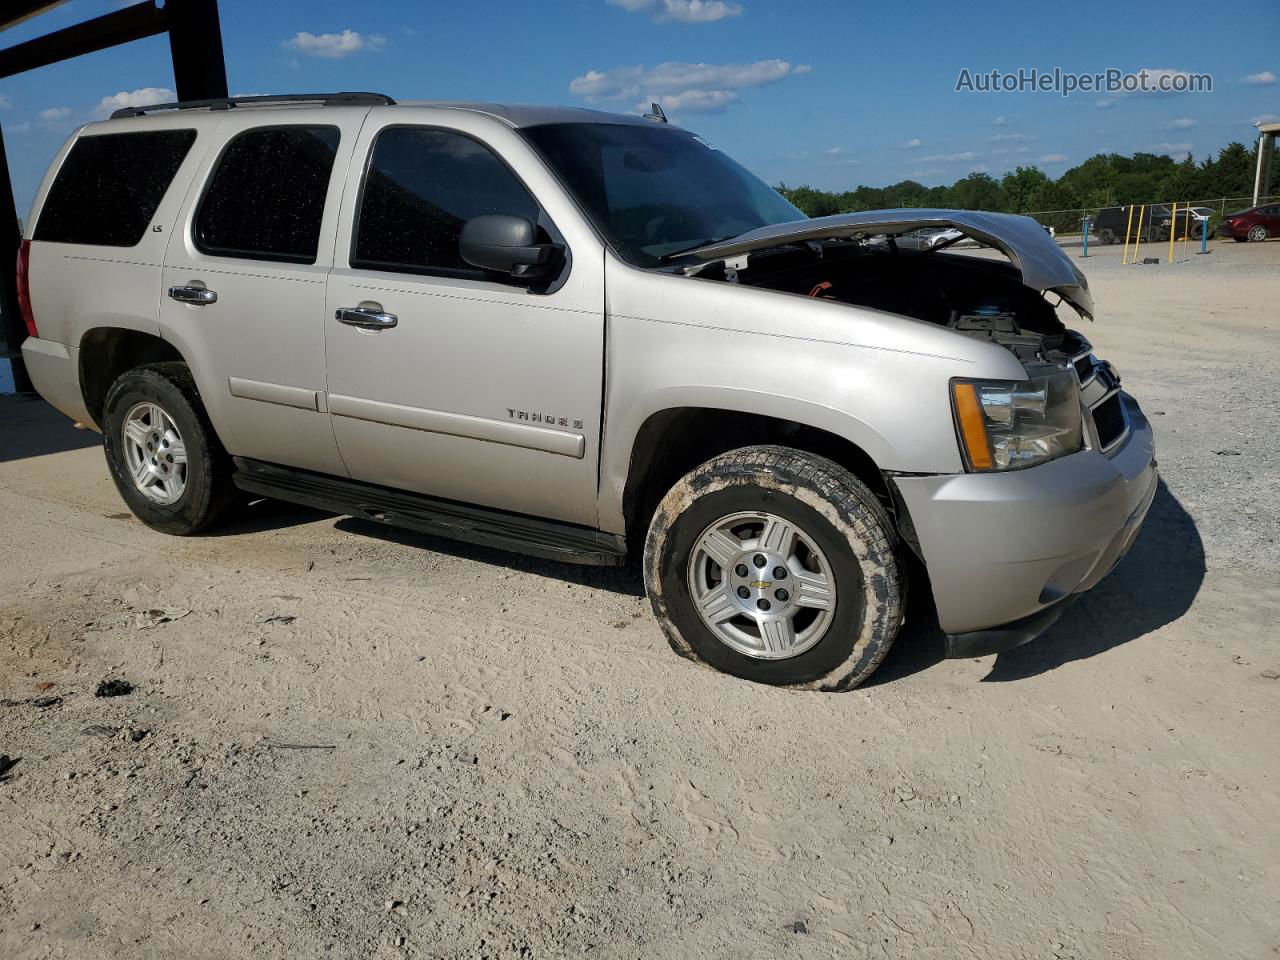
[690,209,1094,319]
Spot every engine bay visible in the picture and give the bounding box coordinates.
[689,239,1091,369]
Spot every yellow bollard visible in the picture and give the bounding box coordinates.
[1122,205,1136,264]
[1132,205,1146,264]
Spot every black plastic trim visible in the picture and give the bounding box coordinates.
[943,595,1075,659]
[232,458,627,567]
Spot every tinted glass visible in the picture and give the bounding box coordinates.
[353,127,539,275]
[34,130,196,246]
[522,123,803,267]
[195,125,340,263]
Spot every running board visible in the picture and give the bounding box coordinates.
[232,458,628,566]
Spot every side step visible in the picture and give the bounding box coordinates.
[232,458,628,566]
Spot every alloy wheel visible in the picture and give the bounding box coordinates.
[121,401,187,505]
[686,510,836,660]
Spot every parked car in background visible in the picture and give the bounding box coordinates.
[19,93,1157,690]
[1217,204,1280,242]
[895,226,965,250]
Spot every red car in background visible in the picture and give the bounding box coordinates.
[1217,204,1280,242]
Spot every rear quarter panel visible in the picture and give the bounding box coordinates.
[24,117,219,352]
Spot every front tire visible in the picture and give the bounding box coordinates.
[643,446,902,690]
[101,363,235,535]
[1247,225,1268,242]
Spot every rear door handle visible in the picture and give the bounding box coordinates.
[168,284,217,305]
[336,305,398,330]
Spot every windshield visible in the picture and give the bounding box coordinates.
[521,122,804,267]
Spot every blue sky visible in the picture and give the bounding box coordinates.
[1,0,1277,217]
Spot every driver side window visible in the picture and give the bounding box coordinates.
[352,127,540,278]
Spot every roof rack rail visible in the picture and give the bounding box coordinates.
[110,92,396,120]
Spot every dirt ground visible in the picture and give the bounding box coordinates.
[1,240,1277,960]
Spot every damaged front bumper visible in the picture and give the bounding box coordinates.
[891,393,1157,657]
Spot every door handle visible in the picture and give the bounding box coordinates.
[167,284,217,305]
[335,305,398,330]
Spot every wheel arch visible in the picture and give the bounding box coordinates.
[79,327,188,430]
[617,401,895,546]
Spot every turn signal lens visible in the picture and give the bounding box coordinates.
[951,382,993,470]
[951,372,1084,471]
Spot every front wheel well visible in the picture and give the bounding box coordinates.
[79,328,186,428]
[622,407,893,544]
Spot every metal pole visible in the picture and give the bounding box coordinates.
[1255,134,1268,208]
[166,0,227,100]
[1168,201,1177,263]
[1132,205,1145,264]
[1081,216,1089,257]
[1122,205,1135,264]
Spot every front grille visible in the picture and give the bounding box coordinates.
[1092,392,1126,450]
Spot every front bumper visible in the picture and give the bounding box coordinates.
[892,392,1157,655]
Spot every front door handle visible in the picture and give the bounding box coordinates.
[168,284,217,305]
[336,305,398,330]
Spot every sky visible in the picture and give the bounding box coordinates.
[0,0,1277,218]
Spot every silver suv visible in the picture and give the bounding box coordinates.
[18,93,1157,689]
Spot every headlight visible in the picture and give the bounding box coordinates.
[951,372,1083,471]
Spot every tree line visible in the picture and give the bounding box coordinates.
[776,141,1262,231]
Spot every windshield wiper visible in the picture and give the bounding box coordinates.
[658,235,740,262]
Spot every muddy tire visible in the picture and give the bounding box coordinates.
[643,445,902,690]
[101,363,236,535]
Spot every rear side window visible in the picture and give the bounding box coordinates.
[195,125,340,264]
[34,129,196,246]
[352,127,540,277]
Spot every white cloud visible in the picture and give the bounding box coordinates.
[1095,98,1115,109]
[990,132,1031,142]
[572,59,807,113]
[608,0,743,23]
[647,89,739,113]
[911,168,942,179]
[1166,117,1196,129]
[8,121,31,134]
[1241,70,1276,86]
[1154,141,1192,161]
[94,87,174,118]
[825,146,845,155]
[1253,113,1280,126]
[903,137,922,149]
[0,95,11,111]
[1038,153,1068,165]
[39,106,72,124]
[992,115,1010,126]
[919,151,977,164]
[283,29,386,59]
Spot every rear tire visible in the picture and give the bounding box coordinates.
[1247,225,1268,242]
[643,445,902,690]
[101,363,235,535]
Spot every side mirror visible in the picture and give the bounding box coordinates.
[459,214,561,280]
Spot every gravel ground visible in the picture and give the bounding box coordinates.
[0,240,1276,959]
